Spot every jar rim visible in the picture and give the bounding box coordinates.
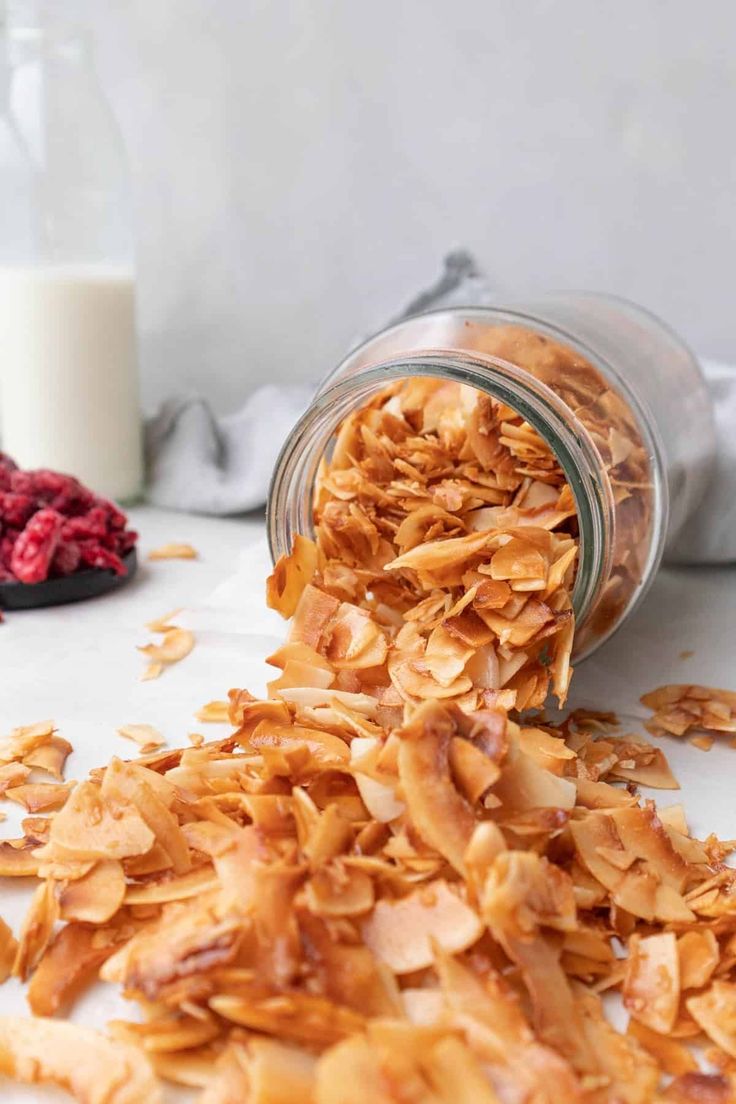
[269,345,666,660]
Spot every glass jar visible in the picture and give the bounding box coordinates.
[268,294,714,659]
[0,2,143,501]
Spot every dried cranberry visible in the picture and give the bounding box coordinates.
[95,497,128,531]
[0,529,20,568]
[14,469,93,514]
[0,491,36,529]
[10,508,64,584]
[8,470,35,497]
[61,506,110,542]
[50,539,81,576]
[0,564,16,582]
[78,541,126,576]
[117,529,138,554]
[0,452,17,472]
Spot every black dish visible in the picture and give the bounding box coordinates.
[0,549,138,610]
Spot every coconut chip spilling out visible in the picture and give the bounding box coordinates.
[138,617,195,681]
[0,378,735,1104]
[148,543,199,561]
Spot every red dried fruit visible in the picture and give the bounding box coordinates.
[10,509,65,584]
[0,564,16,582]
[117,529,138,554]
[0,492,35,529]
[0,530,20,569]
[78,542,127,576]
[61,507,109,542]
[42,471,92,514]
[51,541,82,577]
[95,497,128,531]
[8,470,35,496]
[0,461,136,593]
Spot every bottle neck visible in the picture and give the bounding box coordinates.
[267,351,614,653]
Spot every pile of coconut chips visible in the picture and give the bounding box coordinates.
[1,378,735,1104]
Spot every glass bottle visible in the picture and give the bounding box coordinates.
[268,294,715,659]
[0,0,143,501]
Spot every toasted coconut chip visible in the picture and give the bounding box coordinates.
[110,1014,221,1054]
[149,1047,222,1087]
[0,838,41,876]
[138,627,195,666]
[493,728,576,814]
[402,987,446,1026]
[0,1016,163,1103]
[5,781,73,812]
[148,542,198,560]
[0,761,30,794]
[623,932,680,1034]
[518,725,576,775]
[249,721,351,771]
[47,779,155,860]
[299,912,401,1018]
[28,922,121,1016]
[425,1032,509,1104]
[103,758,190,874]
[687,981,736,1059]
[0,916,17,984]
[195,1041,256,1103]
[569,807,694,922]
[350,737,405,823]
[288,584,341,651]
[59,858,126,922]
[575,985,659,1100]
[125,866,218,905]
[0,719,56,762]
[397,702,480,874]
[663,1073,736,1104]
[101,898,244,1000]
[267,535,319,618]
[12,878,59,980]
[482,850,577,938]
[325,602,388,669]
[449,736,501,803]
[211,992,365,1048]
[268,658,335,695]
[386,530,494,576]
[604,736,679,789]
[267,641,334,672]
[436,951,583,1100]
[196,700,232,723]
[283,689,379,719]
[22,734,73,779]
[361,879,482,974]
[231,1037,316,1103]
[118,724,166,750]
[305,863,375,917]
[678,930,719,990]
[145,607,184,632]
[627,1019,698,1077]
[141,661,164,681]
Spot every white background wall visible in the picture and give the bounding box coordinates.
[79,0,735,413]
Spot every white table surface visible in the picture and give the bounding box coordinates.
[1,506,735,1100]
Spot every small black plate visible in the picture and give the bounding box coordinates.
[0,549,138,610]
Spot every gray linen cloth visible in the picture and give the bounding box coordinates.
[145,253,734,563]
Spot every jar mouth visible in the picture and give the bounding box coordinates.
[268,349,619,655]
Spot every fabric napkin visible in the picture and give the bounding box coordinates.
[145,253,735,563]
